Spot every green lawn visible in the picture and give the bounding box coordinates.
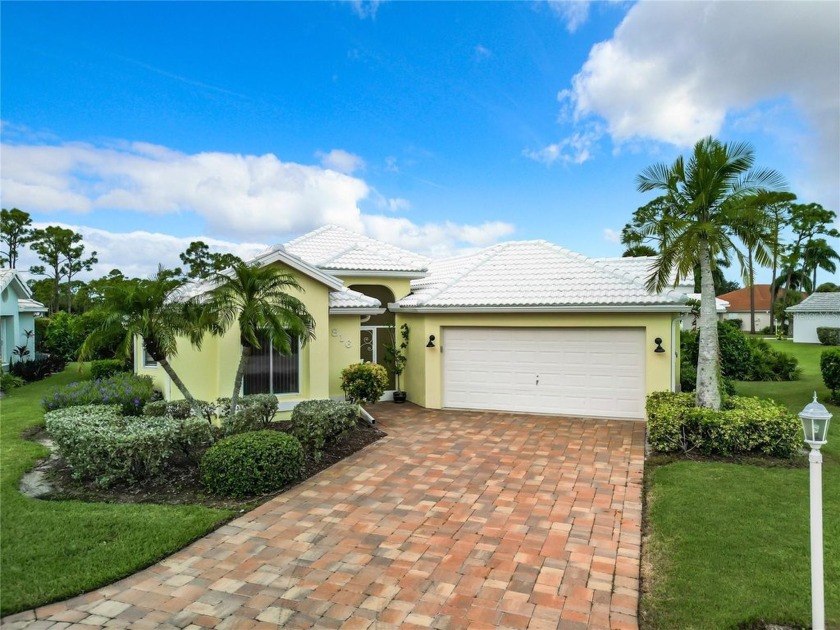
[641,340,839,629]
[0,365,233,616]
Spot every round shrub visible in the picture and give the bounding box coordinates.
[341,362,389,404]
[201,431,303,498]
[290,399,359,456]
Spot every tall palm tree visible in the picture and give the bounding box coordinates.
[637,137,785,410]
[207,261,315,412]
[744,191,796,332]
[79,268,210,411]
[734,205,773,333]
[803,238,840,290]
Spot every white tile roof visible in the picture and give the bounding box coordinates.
[282,225,429,274]
[398,241,687,309]
[787,293,840,313]
[18,298,48,313]
[594,256,693,292]
[328,287,382,310]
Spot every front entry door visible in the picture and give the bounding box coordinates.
[360,326,395,390]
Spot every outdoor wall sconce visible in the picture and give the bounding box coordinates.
[426,335,436,348]
[654,337,665,353]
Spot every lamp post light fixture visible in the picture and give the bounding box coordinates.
[798,392,832,630]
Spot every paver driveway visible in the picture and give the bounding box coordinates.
[3,405,645,630]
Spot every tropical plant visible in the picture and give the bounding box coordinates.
[636,136,785,409]
[206,261,315,413]
[782,202,839,297]
[744,191,796,331]
[79,267,212,413]
[803,238,839,290]
[384,323,410,393]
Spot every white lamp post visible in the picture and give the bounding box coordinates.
[798,392,832,630]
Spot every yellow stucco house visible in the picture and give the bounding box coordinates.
[137,225,688,420]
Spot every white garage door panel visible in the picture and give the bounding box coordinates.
[442,328,645,419]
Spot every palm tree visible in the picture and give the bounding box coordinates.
[803,238,840,290]
[734,205,773,333]
[744,191,795,332]
[79,268,210,411]
[207,261,315,412]
[637,137,785,410]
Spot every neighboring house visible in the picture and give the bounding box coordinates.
[0,269,48,370]
[680,293,730,330]
[787,293,840,343]
[137,226,688,420]
[717,284,775,332]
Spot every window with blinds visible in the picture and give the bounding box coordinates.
[243,330,300,395]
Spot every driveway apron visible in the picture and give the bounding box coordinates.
[2,405,646,630]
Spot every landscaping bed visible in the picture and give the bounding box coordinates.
[26,418,385,511]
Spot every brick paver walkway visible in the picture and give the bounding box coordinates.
[2,405,646,630]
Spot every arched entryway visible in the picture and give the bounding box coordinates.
[350,284,397,390]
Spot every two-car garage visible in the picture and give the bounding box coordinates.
[441,327,647,420]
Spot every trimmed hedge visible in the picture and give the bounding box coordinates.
[215,394,278,426]
[289,399,359,457]
[817,327,840,346]
[45,404,192,487]
[143,398,214,421]
[200,431,303,498]
[821,348,840,401]
[341,363,389,404]
[646,391,800,458]
[42,373,155,416]
[90,359,129,380]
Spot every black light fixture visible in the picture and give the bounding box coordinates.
[654,337,665,353]
[426,335,436,348]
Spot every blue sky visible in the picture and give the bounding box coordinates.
[2,1,838,283]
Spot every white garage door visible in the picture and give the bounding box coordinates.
[442,327,646,419]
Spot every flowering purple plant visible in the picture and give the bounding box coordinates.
[42,373,155,416]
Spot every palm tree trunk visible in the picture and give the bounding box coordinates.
[230,345,252,414]
[158,356,201,415]
[696,242,722,410]
[748,250,756,334]
[770,254,778,334]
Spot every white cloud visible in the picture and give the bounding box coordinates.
[546,0,591,33]
[603,228,621,244]
[361,215,516,258]
[1,139,370,240]
[351,0,382,19]
[316,148,366,174]
[524,124,603,165]
[563,1,840,207]
[384,156,399,173]
[474,44,493,61]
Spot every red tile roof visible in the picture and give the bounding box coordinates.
[717,284,774,311]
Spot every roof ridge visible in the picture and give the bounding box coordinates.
[588,255,684,300]
[419,243,508,304]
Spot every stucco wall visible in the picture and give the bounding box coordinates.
[724,311,772,332]
[328,314,362,398]
[792,312,840,344]
[1,284,23,367]
[335,275,413,302]
[401,311,679,413]
[136,262,333,413]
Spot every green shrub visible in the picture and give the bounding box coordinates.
[744,337,801,382]
[215,394,278,424]
[646,392,800,458]
[0,372,26,392]
[90,359,128,380]
[289,399,359,457]
[10,355,66,382]
[817,327,840,346]
[723,318,743,330]
[143,398,213,421]
[760,325,773,335]
[45,405,182,487]
[42,373,155,416]
[200,431,303,498]
[821,348,840,401]
[341,363,389,404]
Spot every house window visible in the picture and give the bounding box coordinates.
[142,343,158,368]
[243,330,300,395]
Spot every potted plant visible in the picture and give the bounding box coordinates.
[384,323,409,403]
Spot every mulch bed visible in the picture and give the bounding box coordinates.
[29,419,386,511]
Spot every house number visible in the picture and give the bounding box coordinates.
[331,328,353,349]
